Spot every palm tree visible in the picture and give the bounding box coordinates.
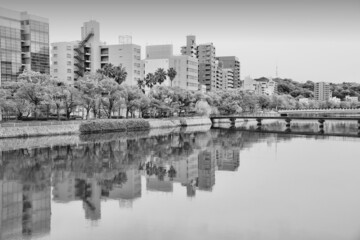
[167,68,177,87]
[154,68,167,85]
[137,79,146,93]
[145,73,156,89]
[97,63,127,85]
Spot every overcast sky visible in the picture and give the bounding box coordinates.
[2,0,360,83]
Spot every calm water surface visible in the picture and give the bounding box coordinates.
[1,122,360,240]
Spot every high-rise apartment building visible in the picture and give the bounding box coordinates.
[314,82,331,101]
[197,43,217,91]
[216,56,240,88]
[0,7,49,85]
[144,45,199,91]
[181,35,240,92]
[215,60,223,89]
[51,21,141,85]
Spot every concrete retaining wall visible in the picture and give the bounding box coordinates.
[0,124,80,139]
[147,117,211,129]
[0,117,211,139]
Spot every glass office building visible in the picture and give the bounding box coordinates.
[0,7,49,85]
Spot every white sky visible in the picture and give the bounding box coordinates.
[2,0,360,83]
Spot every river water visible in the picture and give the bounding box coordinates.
[0,121,360,240]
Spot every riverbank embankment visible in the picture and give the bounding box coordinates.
[0,117,212,139]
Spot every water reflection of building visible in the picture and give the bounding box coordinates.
[197,150,216,191]
[215,149,240,171]
[108,169,141,207]
[0,165,51,240]
[52,168,141,220]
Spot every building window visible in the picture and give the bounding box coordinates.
[54,61,58,65]
[67,61,71,66]
[54,69,58,73]
[67,69,71,73]
[67,46,72,50]
[53,46,58,50]
[67,54,71,58]
[53,54,58,58]
[67,76,72,81]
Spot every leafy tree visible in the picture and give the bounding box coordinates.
[167,68,177,87]
[99,78,123,118]
[48,78,67,121]
[120,85,145,118]
[15,70,50,119]
[76,73,101,119]
[257,95,271,109]
[63,86,81,119]
[97,63,127,85]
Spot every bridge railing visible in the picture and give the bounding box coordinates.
[210,112,280,118]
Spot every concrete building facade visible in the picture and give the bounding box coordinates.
[197,43,217,92]
[144,45,199,91]
[222,68,234,90]
[0,7,49,85]
[51,21,141,85]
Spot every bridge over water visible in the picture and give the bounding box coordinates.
[210,115,360,136]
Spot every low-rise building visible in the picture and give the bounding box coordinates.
[345,95,359,102]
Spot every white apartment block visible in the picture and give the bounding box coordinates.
[170,55,198,91]
[345,95,359,102]
[144,45,199,91]
[100,43,142,85]
[51,21,141,85]
[242,76,262,94]
[51,41,78,82]
[222,68,234,90]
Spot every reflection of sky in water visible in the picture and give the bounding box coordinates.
[1,127,360,240]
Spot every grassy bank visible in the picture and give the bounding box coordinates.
[79,119,150,133]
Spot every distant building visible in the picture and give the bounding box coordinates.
[314,82,331,101]
[0,7,50,85]
[299,98,309,104]
[345,95,359,102]
[243,76,259,93]
[254,77,278,96]
[51,21,141,85]
[216,56,241,88]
